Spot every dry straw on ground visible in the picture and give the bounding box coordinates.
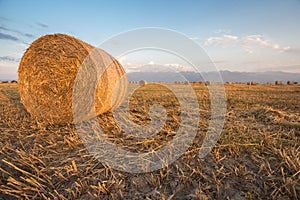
[0,83,299,199]
[18,34,127,123]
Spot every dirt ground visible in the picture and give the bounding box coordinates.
[0,82,299,199]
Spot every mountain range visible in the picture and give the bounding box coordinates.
[127,70,300,83]
[1,69,299,84]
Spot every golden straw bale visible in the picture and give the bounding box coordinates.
[287,81,295,85]
[18,34,127,123]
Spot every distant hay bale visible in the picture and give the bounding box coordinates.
[139,80,147,86]
[287,81,295,85]
[18,34,127,123]
[205,81,211,86]
[275,81,283,85]
[247,81,257,85]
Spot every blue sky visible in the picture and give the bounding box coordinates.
[1,0,300,80]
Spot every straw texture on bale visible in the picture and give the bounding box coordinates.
[139,80,147,86]
[18,34,127,123]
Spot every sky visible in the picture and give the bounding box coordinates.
[1,0,300,80]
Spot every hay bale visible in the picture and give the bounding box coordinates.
[205,81,211,86]
[275,81,283,85]
[139,80,147,86]
[247,81,257,85]
[18,34,127,123]
[287,81,295,85]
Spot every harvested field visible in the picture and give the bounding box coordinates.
[0,83,299,199]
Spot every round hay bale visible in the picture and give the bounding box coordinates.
[205,81,211,86]
[18,34,127,123]
[139,80,147,86]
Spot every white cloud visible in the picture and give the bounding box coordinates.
[204,33,292,54]
[273,44,280,49]
[243,35,269,47]
[163,63,194,71]
[118,56,127,63]
[280,46,291,53]
[189,37,199,40]
[242,35,291,54]
[224,34,238,40]
[204,34,239,46]
[148,61,155,65]
[164,63,181,67]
